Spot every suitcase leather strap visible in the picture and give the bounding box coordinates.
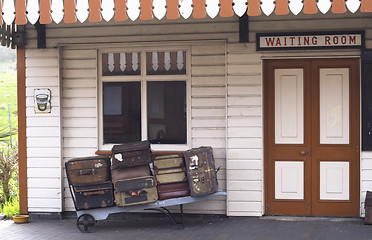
[82,190,105,196]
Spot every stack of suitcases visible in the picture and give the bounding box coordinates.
[153,154,191,200]
[65,141,219,212]
[65,156,114,210]
[110,140,158,206]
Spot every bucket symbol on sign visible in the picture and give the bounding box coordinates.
[36,94,48,111]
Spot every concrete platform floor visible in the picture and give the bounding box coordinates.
[0,214,371,240]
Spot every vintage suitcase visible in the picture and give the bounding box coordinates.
[183,146,218,196]
[154,167,187,185]
[157,182,190,200]
[114,176,158,207]
[66,156,110,185]
[111,140,152,169]
[111,165,151,183]
[72,181,114,210]
[365,191,372,224]
[153,154,184,169]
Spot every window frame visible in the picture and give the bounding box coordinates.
[98,47,191,151]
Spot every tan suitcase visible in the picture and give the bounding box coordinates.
[114,176,158,207]
[155,168,187,185]
[153,154,184,169]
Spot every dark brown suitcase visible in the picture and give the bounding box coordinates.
[72,181,114,210]
[111,165,151,183]
[66,156,110,185]
[183,146,218,196]
[114,176,158,206]
[111,140,152,169]
[365,191,372,224]
[157,182,190,200]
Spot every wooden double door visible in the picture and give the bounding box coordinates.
[264,59,360,216]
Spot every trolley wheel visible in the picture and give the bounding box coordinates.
[77,214,96,233]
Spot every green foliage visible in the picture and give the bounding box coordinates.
[0,71,18,135]
[0,141,18,202]
[1,196,19,218]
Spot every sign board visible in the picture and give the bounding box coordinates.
[256,31,364,51]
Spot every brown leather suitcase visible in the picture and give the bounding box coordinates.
[72,181,114,210]
[153,154,184,169]
[114,176,158,207]
[154,167,187,184]
[111,140,152,169]
[157,182,190,200]
[365,191,372,224]
[66,156,110,185]
[183,146,218,196]
[111,165,151,183]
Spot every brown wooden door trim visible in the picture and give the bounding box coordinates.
[264,59,312,215]
[17,46,28,214]
[310,58,360,216]
[264,58,360,216]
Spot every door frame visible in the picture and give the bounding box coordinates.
[263,57,360,216]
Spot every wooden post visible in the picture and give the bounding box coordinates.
[17,46,28,215]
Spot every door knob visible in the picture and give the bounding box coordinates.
[300,151,306,155]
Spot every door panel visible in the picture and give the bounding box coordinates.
[275,161,304,200]
[264,58,360,216]
[275,69,304,144]
[319,161,349,200]
[319,68,349,144]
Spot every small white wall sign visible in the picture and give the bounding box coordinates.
[34,88,51,113]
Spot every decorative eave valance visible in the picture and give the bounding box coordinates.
[0,0,371,25]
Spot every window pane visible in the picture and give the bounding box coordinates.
[103,82,141,144]
[102,52,141,76]
[147,81,186,144]
[146,51,186,75]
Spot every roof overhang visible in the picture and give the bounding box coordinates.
[0,0,371,25]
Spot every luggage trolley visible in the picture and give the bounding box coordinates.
[73,190,227,233]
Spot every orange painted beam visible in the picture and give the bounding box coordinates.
[64,0,76,23]
[220,0,234,17]
[15,0,27,25]
[361,0,372,12]
[193,0,206,18]
[331,0,346,13]
[89,0,102,22]
[39,0,52,24]
[114,0,127,21]
[140,0,153,20]
[247,0,261,16]
[167,0,180,19]
[275,0,289,15]
[0,0,2,25]
[17,46,28,215]
[303,0,317,14]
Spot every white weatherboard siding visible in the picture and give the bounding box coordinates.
[227,43,263,216]
[24,11,372,216]
[26,49,62,212]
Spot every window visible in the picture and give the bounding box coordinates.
[99,49,189,150]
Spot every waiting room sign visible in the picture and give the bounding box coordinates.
[256,31,364,51]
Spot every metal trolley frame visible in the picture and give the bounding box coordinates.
[75,190,227,233]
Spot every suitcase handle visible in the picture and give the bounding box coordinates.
[79,169,95,176]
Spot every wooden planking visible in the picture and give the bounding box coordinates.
[25,48,62,212]
[226,36,264,215]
